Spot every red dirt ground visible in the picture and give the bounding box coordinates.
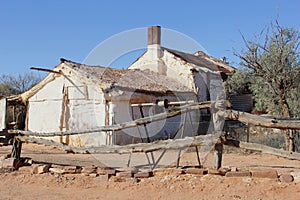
[0,144,300,200]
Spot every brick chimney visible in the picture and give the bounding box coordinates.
[148,26,161,45]
[148,26,162,60]
[128,26,165,75]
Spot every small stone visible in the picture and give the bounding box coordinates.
[218,167,231,176]
[97,168,116,175]
[89,173,98,177]
[134,171,153,178]
[48,165,81,174]
[116,171,133,178]
[36,164,51,174]
[95,174,110,182]
[291,172,300,183]
[116,167,138,173]
[208,169,222,176]
[279,174,294,183]
[31,164,40,174]
[18,166,32,173]
[50,164,63,168]
[81,166,97,176]
[184,168,208,175]
[63,166,79,174]
[250,170,278,179]
[49,167,65,174]
[225,171,251,177]
[2,158,20,170]
[231,167,238,172]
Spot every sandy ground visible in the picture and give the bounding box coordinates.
[0,144,300,200]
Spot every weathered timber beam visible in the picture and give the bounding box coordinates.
[9,101,212,137]
[16,134,219,154]
[30,67,61,74]
[226,110,300,130]
[223,139,300,161]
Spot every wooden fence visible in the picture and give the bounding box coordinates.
[2,100,300,169]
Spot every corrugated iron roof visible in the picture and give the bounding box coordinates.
[62,59,193,93]
[163,48,236,75]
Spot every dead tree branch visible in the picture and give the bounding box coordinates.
[9,101,212,137]
[224,139,300,160]
[16,134,219,154]
[226,109,300,130]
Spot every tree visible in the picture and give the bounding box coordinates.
[0,84,18,98]
[224,70,251,95]
[0,72,41,97]
[236,20,300,151]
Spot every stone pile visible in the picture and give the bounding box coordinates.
[1,157,299,183]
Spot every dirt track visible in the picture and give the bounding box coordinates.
[0,144,300,200]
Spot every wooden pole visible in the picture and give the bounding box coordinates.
[211,100,226,169]
[9,102,213,137]
[176,112,187,168]
[223,139,300,160]
[139,106,156,169]
[11,137,22,160]
[213,142,223,169]
[226,110,300,130]
[246,126,250,142]
[195,146,202,168]
[16,134,219,154]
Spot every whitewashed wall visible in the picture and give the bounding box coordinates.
[0,98,6,131]
[129,50,195,90]
[129,49,224,102]
[66,87,106,147]
[27,74,107,146]
[27,75,65,144]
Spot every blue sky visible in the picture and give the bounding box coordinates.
[0,0,299,75]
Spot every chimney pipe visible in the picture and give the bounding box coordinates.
[146,26,165,75]
[148,26,161,45]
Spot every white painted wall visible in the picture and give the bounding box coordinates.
[129,49,224,103]
[27,76,64,142]
[129,49,195,90]
[26,61,205,146]
[27,74,107,146]
[0,98,6,131]
[67,99,106,147]
[29,75,65,101]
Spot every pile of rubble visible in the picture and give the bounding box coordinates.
[1,156,300,183]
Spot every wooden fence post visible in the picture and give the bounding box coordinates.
[11,137,22,160]
[213,142,223,169]
[212,100,226,169]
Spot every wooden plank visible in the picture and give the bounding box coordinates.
[16,133,219,154]
[213,143,223,169]
[30,67,61,74]
[223,139,300,161]
[9,101,212,137]
[226,110,300,130]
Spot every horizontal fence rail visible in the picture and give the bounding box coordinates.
[16,134,220,154]
[9,101,213,137]
[2,100,300,167]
